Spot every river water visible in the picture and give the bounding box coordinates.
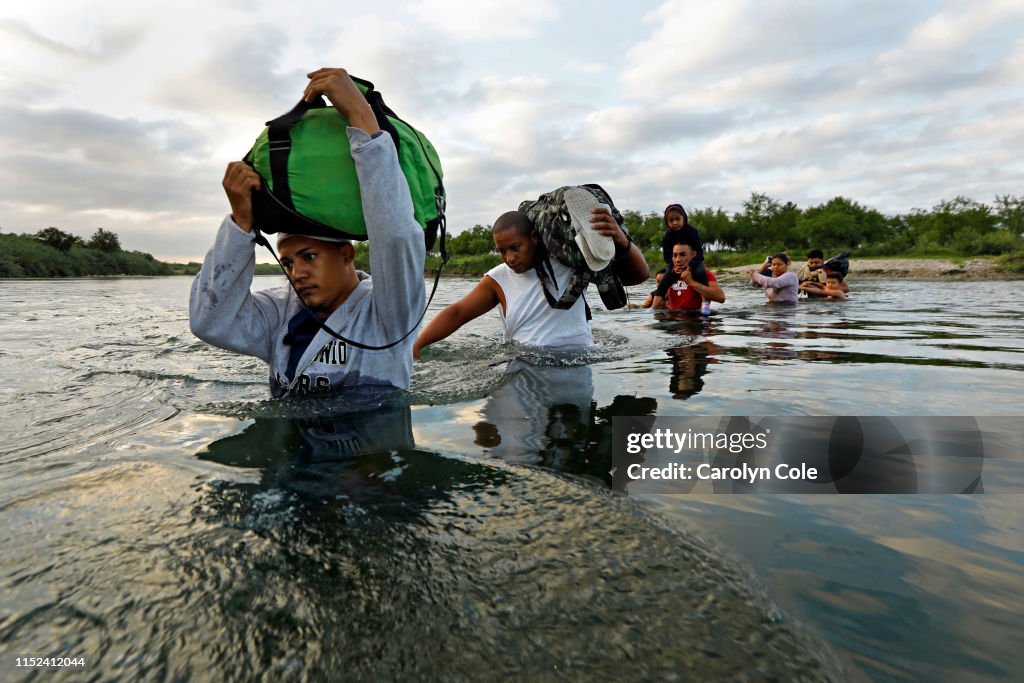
[1,274,1023,681]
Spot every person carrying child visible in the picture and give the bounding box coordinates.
[652,240,726,312]
[796,249,827,288]
[652,204,713,315]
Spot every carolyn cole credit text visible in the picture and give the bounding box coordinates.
[611,416,1006,494]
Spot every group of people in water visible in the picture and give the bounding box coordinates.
[188,68,849,398]
[637,204,850,311]
[641,244,849,310]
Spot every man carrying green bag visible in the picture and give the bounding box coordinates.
[245,71,444,247]
[189,68,427,397]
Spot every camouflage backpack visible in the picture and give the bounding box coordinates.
[518,183,628,310]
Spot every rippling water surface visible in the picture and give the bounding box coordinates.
[2,274,1023,681]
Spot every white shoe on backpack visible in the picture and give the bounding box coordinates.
[563,187,615,272]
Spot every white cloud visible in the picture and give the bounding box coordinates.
[0,17,144,62]
[320,16,464,118]
[621,0,750,94]
[562,60,607,76]
[405,0,558,40]
[900,0,1024,53]
[580,103,734,153]
[1,0,1023,259]
[158,29,304,121]
[621,0,929,104]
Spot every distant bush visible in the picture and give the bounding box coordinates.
[0,232,172,277]
[442,192,1024,263]
[445,225,495,257]
[425,252,501,276]
[996,254,1024,273]
[33,227,81,252]
[7,195,1023,280]
[86,228,122,253]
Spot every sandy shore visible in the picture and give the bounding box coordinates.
[717,258,1020,280]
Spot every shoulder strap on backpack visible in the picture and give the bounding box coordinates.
[252,229,447,351]
[534,251,592,310]
[263,83,401,213]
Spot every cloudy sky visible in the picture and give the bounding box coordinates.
[2,0,1022,261]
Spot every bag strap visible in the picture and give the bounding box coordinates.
[263,81,401,210]
[351,77,403,154]
[535,251,591,310]
[251,77,450,350]
[265,98,323,210]
[362,78,447,257]
[535,252,561,308]
[263,80,447,257]
[252,229,446,351]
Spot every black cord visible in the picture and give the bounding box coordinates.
[248,83,449,352]
[252,228,446,351]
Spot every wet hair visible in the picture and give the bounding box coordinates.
[827,273,844,283]
[771,252,791,265]
[492,211,534,238]
[656,268,667,276]
[807,249,824,259]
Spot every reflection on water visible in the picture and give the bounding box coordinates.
[643,494,1024,683]
[464,360,660,486]
[2,276,1023,681]
[475,361,594,467]
[752,310,800,361]
[165,407,843,680]
[198,403,417,468]
[667,341,720,400]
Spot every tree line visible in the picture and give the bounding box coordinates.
[0,227,176,277]
[5,192,1023,278]
[438,193,1024,268]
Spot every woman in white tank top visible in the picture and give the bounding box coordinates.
[413,206,649,359]
[485,258,592,346]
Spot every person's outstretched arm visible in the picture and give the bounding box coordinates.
[824,286,848,300]
[414,276,502,359]
[749,270,797,288]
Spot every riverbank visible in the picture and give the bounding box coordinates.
[4,256,1021,280]
[716,257,1024,281]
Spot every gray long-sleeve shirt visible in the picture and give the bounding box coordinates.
[189,128,426,396]
[750,270,799,304]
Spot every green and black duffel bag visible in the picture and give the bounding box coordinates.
[245,76,445,250]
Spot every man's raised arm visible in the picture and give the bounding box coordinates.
[307,67,426,333]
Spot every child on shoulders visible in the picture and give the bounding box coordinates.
[653,204,713,315]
